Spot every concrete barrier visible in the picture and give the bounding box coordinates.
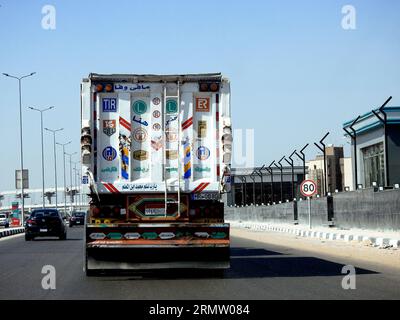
[226,188,400,231]
[0,227,25,239]
[333,188,400,232]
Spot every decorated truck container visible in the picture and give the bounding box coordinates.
[80,73,232,275]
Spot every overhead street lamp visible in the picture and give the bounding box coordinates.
[57,141,71,216]
[29,106,55,208]
[3,72,36,223]
[45,127,64,209]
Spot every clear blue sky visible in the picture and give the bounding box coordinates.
[1,0,400,191]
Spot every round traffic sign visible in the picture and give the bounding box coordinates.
[300,180,317,197]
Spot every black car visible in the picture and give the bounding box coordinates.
[25,209,67,241]
[69,211,85,227]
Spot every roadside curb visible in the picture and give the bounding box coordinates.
[228,221,400,249]
[0,227,25,239]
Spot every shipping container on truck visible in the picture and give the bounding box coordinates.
[80,73,232,275]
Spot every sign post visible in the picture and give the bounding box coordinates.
[300,180,318,229]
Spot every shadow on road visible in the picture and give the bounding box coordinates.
[95,247,378,280]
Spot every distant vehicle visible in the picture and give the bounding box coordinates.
[25,209,67,241]
[69,211,85,227]
[0,213,10,228]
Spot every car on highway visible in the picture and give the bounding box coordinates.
[0,213,10,228]
[69,211,85,227]
[25,209,67,241]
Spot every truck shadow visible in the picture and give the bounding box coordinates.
[98,247,378,280]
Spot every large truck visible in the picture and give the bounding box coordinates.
[80,73,232,275]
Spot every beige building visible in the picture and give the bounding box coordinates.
[306,145,352,194]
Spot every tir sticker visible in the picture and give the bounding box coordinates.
[198,120,207,138]
[103,120,116,137]
[102,98,118,112]
[102,146,117,161]
[196,146,210,160]
[133,150,149,161]
[195,97,210,112]
[133,128,148,142]
[132,100,148,115]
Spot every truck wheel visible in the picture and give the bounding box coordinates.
[25,234,32,241]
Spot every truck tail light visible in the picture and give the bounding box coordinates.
[105,84,113,92]
[199,82,220,92]
[95,84,103,92]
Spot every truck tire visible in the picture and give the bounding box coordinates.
[25,234,33,241]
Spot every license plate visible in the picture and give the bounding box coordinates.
[191,192,220,200]
[145,208,165,216]
[76,221,80,224]
[40,229,48,233]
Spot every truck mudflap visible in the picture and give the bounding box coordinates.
[85,223,230,271]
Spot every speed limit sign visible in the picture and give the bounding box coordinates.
[300,180,317,197]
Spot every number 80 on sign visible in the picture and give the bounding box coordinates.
[300,180,317,197]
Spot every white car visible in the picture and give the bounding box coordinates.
[0,214,10,228]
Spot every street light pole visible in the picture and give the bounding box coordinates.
[57,141,71,216]
[3,72,36,224]
[65,152,77,211]
[29,106,54,208]
[45,128,63,209]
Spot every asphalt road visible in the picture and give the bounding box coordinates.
[0,227,399,300]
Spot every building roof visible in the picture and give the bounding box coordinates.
[343,106,400,136]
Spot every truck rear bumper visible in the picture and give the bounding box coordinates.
[86,246,230,270]
[85,223,230,271]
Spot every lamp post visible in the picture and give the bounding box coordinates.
[29,106,54,208]
[45,128,63,209]
[314,132,330,196]
[3,72,36,223]
[57,141,71,216]
[72,161,80,210]
[65,152,77,211]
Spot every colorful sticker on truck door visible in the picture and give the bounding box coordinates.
[183,138,191,179]
[119,134,131,180]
